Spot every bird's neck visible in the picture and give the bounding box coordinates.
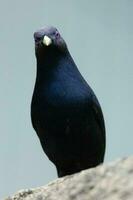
[36,50,74,83]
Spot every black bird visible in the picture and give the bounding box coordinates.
[31,26,106,177]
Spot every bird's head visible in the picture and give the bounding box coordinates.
[34,26,68,64]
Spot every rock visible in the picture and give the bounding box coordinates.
[5,156,133,200]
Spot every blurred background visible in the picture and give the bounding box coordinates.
[0,0,133,198]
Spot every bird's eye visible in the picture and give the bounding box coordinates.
[55,31,60,38]
[35,36,41,43]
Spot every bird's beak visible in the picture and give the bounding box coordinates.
[42,35,52,46]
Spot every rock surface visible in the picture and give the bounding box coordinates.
[5,156,133,200]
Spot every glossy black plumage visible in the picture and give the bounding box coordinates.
[31,26,106,177]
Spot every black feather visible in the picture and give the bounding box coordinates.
[31,26,106,177]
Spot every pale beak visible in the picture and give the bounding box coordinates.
[42,35,52,46]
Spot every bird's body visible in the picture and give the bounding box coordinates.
[31,26,106,177]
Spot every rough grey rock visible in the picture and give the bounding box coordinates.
[5,156,133,200]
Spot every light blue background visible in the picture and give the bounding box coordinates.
[0,0,133,198]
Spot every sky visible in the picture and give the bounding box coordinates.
[0,0,133,198]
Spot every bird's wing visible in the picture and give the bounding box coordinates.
[91,95,106,149]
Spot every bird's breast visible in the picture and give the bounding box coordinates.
[31,83,91,133]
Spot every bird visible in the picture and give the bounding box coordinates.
[31,26,106,177]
